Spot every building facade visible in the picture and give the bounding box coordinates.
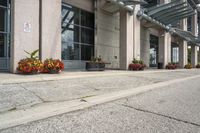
[0,0,200,73]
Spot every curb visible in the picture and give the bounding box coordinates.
[0,74,200,130]
[0,69,195,85]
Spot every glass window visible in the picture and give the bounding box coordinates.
[149,35,159,67]
[187,16,192,32]
[172,47,179,63]
[62,24,79,43]
[81,10,94,28]
[0,34,5,57]
[0,0,7,7]
[81,45,94,60]
[81,28,94,44]
[143,0,159,8]
[61,4,94,61]
[0,0,10,70]
[62,5,79,25]
[62,42,80,60]
[0,8,6,32]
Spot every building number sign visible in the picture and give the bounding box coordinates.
[24,22,31,33]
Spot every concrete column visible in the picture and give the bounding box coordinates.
[198,47,200,63]
[191,45,198,67]
[179,2,188,68]
[158,0,171,69]
[179,41,188,68]
[120,9,134,69]
[191,10,198,36]
[140,27,150,67]
[10,0,40,73]
[191,11,198,65]
[120,5,140,69]
[133,5,141,60]
[40,0,61,60]
[159,31,171,68]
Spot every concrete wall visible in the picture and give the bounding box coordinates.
[10,0,39,73]
[62,0,94,13]
[120,9,134,69]
[149,28,159,36]
[133,5,141,60]
[96,0,120,69]
[40,0,61,60]
[158,31,171,67]
[140,26,150,67]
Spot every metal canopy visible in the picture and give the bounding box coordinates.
[188,0,199,9]
[101,0,146,14]
[144,0,195,26]
[173,28,200,45]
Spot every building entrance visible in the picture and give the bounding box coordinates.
[149,35,159,67]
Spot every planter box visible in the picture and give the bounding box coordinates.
[129,63,145,71]
[86,62,105,71]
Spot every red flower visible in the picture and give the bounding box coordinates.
[42,59,64,73]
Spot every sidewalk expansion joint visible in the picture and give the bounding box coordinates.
[20,85,45,103]
[1,74,200,130]
[119,104,200,128]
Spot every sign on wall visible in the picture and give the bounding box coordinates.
[24,22,31,33]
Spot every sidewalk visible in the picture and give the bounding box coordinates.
[0,69,196,85]
[0,69,200,130]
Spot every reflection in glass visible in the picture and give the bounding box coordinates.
[0,0,7,7]
[81,10,94,28]
[62,5,79,25]
[0,8,6,32]
[81,45,94,60]
[150,48,157,66]
[0,34,5,57]
[62,42,79,60]
[171,43,179,63]
[149,35,159,67]
[81,28,94,44]
[61,4,94,61]
[62,24,79,43]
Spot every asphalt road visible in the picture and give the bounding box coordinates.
[1,74,200,133]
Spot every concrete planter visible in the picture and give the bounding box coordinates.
[49,70,61,74]
[86,62,105,71]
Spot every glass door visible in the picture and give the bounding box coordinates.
[171,43,179,63]
[149,35,159,67]
[0,0,10,70]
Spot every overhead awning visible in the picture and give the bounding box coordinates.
[188,0,199,9]
[101,0,146,14]
[173,28,200,45]
[144,0,196,26]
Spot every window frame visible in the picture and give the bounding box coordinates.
[61,3,95,61]
[0,0,10,58]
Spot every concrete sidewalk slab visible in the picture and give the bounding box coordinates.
[0,74,200,130]
[1,69,199,114]
[0,69,197,85]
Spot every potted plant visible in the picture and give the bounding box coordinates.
[42,58,64,74]
[184,63,192,69]
[165,63,177,70]
[86,56,105,71]
[196,63,200,68]
[129,58,146,71]
[17,50,43,74]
